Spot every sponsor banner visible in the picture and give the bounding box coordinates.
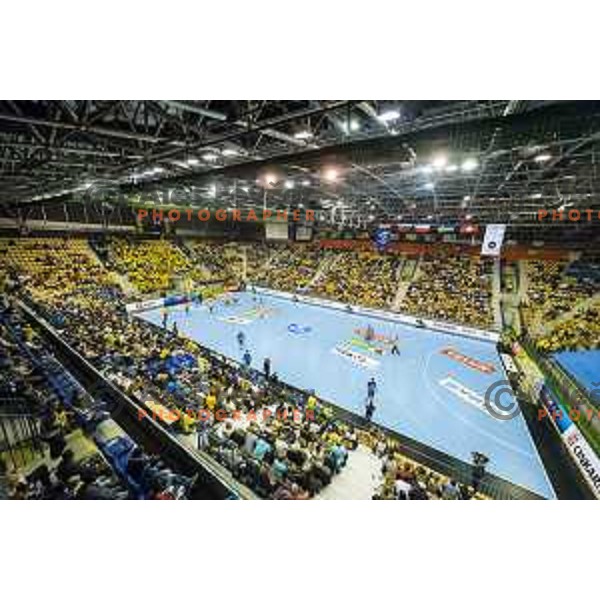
[481,224,506,256]
[252,286,500,343]
[164,294,188,307]
[500,352,519,375]
[333,345,379,369]
[218,305,276,326]
[440,376,515,419]
[373,227,392,251]
[288,323,312,335]
[500,353,520,375]
[439,377,488,415]
[220,315,254,325]
[562,425,600,498]
[539,384,573,434]
[460,224,479,235]
[440,347,496,374]
[126,298,165,314]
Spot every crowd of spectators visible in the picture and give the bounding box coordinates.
[535,302,600,352]
[107,237,195,294]
[366,431,482,500]
[31,275,357,498]
[312,250,401,308]
[521,259,600,352]
[1,235,498,499]
[400,251,494,328]
[523,260,599,327]
[0,300,122,499]
[0,237,116,304]
[254,244,325,292]
[242,242,275,281]
[187,241,240,283]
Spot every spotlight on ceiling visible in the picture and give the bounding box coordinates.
[432,155,448,169]
[377,109,400,123]
[294,130,313,140]
[284,180,295,189]
[203,153,218,162]
[341,120,360,134]
[461,158,478,172]
[264,173,278,187]
[323,168,339,183]
[534,153,552,163]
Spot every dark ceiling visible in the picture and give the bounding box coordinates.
[1,100,600,226]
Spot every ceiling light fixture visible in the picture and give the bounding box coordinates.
[323,168,339,183]
[461,158,478,172]
[377,109,400,122]
[432,155,448,169]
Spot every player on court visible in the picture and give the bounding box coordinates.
[237,331,245,349]
[367,377,377,401]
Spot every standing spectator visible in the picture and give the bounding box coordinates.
[441,479,461,500]
[263,357,271,379]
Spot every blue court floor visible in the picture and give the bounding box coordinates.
[138,291,554,498]
[554,350,600,398]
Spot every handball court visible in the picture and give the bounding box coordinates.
[138,290,555,498]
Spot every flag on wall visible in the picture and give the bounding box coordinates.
[481,224,506,256]
[373,227,392,250]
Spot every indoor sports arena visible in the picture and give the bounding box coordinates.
[1,100,599,501]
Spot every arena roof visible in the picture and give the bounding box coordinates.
[1,100,600,226]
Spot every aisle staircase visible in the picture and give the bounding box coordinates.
[391,254,421,311]
[86,239,137,296]
[539,293,600,336]
[308,252,342,289]
[315,446,382,500]
[491,258,503,330]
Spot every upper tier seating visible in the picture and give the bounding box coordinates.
[187,241,240,283]
[311,250,401,309]
[106,238,195,294]
[253,245,324,292]
[399,251,494,328]
[522,259,600,328]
